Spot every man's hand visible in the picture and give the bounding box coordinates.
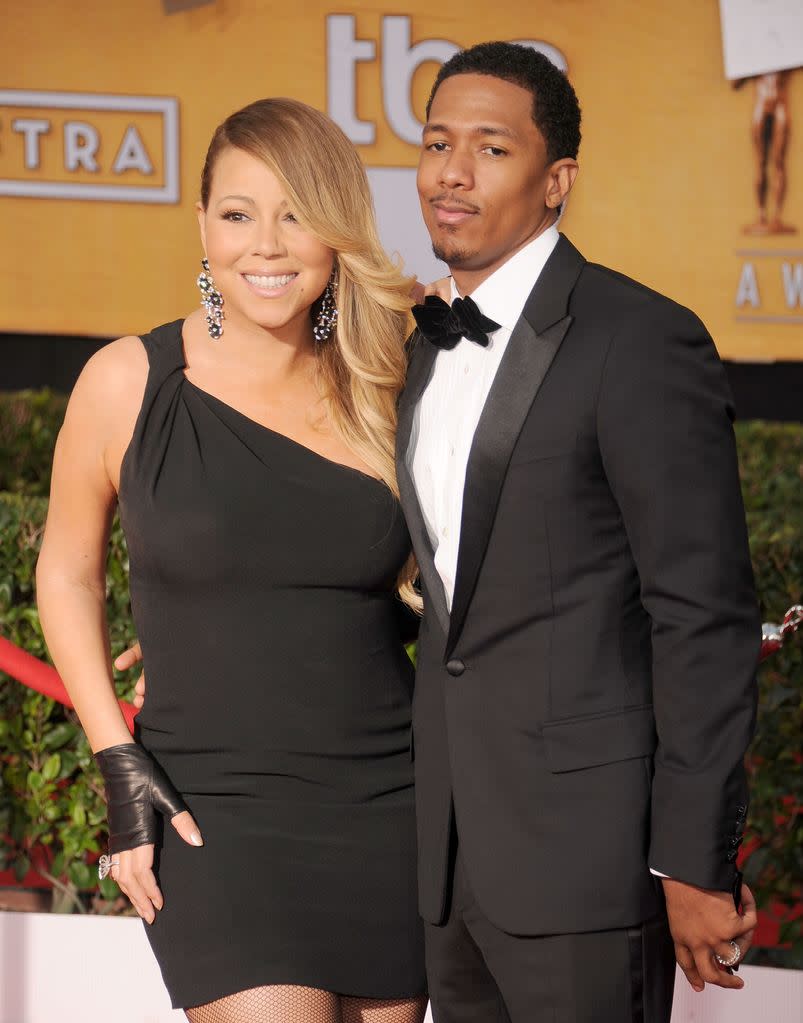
[662,877,757,992]
[114,641,145,709]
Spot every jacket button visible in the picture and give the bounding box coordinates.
[725,849,738,862]
[446,659,465,677]
[736,804,747,815]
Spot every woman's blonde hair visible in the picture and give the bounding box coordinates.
[200,98,421,612]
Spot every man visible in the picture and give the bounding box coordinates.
[397,42,760,1021]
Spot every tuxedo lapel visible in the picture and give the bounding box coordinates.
[396,332,451,635]
[445,235,586,659]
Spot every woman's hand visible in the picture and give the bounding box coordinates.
[409,276,452,305]
[115,641,146,709]
[111,842,162,924]
[424,276,452,302]
[95,742,203,923]
[110,807,202,923]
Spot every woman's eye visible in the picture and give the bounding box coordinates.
[284,212,298,223]
[222,210,248,222]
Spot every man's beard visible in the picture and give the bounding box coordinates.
[432,241,474,268]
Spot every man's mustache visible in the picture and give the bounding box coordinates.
[428,194,480,214]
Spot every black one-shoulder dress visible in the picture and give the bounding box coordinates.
[117,321,424,1009]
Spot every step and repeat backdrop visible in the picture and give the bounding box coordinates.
[1,0,802,360]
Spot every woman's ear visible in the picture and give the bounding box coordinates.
[196,201,207,254]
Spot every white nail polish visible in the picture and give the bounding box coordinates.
[190,832,203,846]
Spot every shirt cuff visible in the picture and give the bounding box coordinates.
[650,868,670,878]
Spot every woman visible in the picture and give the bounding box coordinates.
[36,98,428,1023]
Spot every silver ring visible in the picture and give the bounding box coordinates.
[98,854,121,881]
[714,940,742,967]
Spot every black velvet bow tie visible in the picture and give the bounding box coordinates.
[411,294,501,351]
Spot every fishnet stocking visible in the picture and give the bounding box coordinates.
[185,985,339,1023]
[184,986,428,1023]
[341,995,428,1023]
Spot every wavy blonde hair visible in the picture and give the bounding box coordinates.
[200,98,421,611]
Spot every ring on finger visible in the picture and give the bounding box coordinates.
[714,940,742,968]
[98,854,121,881]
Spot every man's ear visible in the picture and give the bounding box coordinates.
[546,159,579,211]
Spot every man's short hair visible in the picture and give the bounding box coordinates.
[426,41,582,164]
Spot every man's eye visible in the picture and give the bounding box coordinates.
[483,146,506,157]
[427,141,449,152]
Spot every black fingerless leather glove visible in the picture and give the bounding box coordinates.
[94,742,189,854]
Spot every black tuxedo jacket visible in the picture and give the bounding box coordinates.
[395,235,760,936]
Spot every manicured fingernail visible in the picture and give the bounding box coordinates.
[191,832,203,846]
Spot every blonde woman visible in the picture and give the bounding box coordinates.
[36,99,427,1023]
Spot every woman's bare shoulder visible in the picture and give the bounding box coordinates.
[69,335,146,412]
[55,336,152,491]
[61,335,148,456]
[80,335,147,387]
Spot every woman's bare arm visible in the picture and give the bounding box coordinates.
[36,338,202,923]
[36,338,146,752]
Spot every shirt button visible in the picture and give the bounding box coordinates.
[449,445,455,456]
[463,365,470,375]
[441,527,448,538]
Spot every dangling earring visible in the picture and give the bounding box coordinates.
[197,258,224,340]
[313,270,339,344]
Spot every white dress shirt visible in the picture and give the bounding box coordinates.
[407,226,559,609]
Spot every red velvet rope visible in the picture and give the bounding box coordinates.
[0,635,137,732]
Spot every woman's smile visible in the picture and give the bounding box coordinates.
[241,270,299,298]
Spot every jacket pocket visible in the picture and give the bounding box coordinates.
[509,439,578,467]
[542,703,656,774]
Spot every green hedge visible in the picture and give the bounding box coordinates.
[0,393,801,961]
[736,423,803,965]
[0,390,68,498]
[0,492,138,913]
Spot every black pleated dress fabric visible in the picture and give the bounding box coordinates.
[118,321,425,1009]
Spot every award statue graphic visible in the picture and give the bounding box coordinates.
[734,70,796,235]
[719,1,802,236]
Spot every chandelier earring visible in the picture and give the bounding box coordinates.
[313,270,339,344]
[197,258,224,340]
